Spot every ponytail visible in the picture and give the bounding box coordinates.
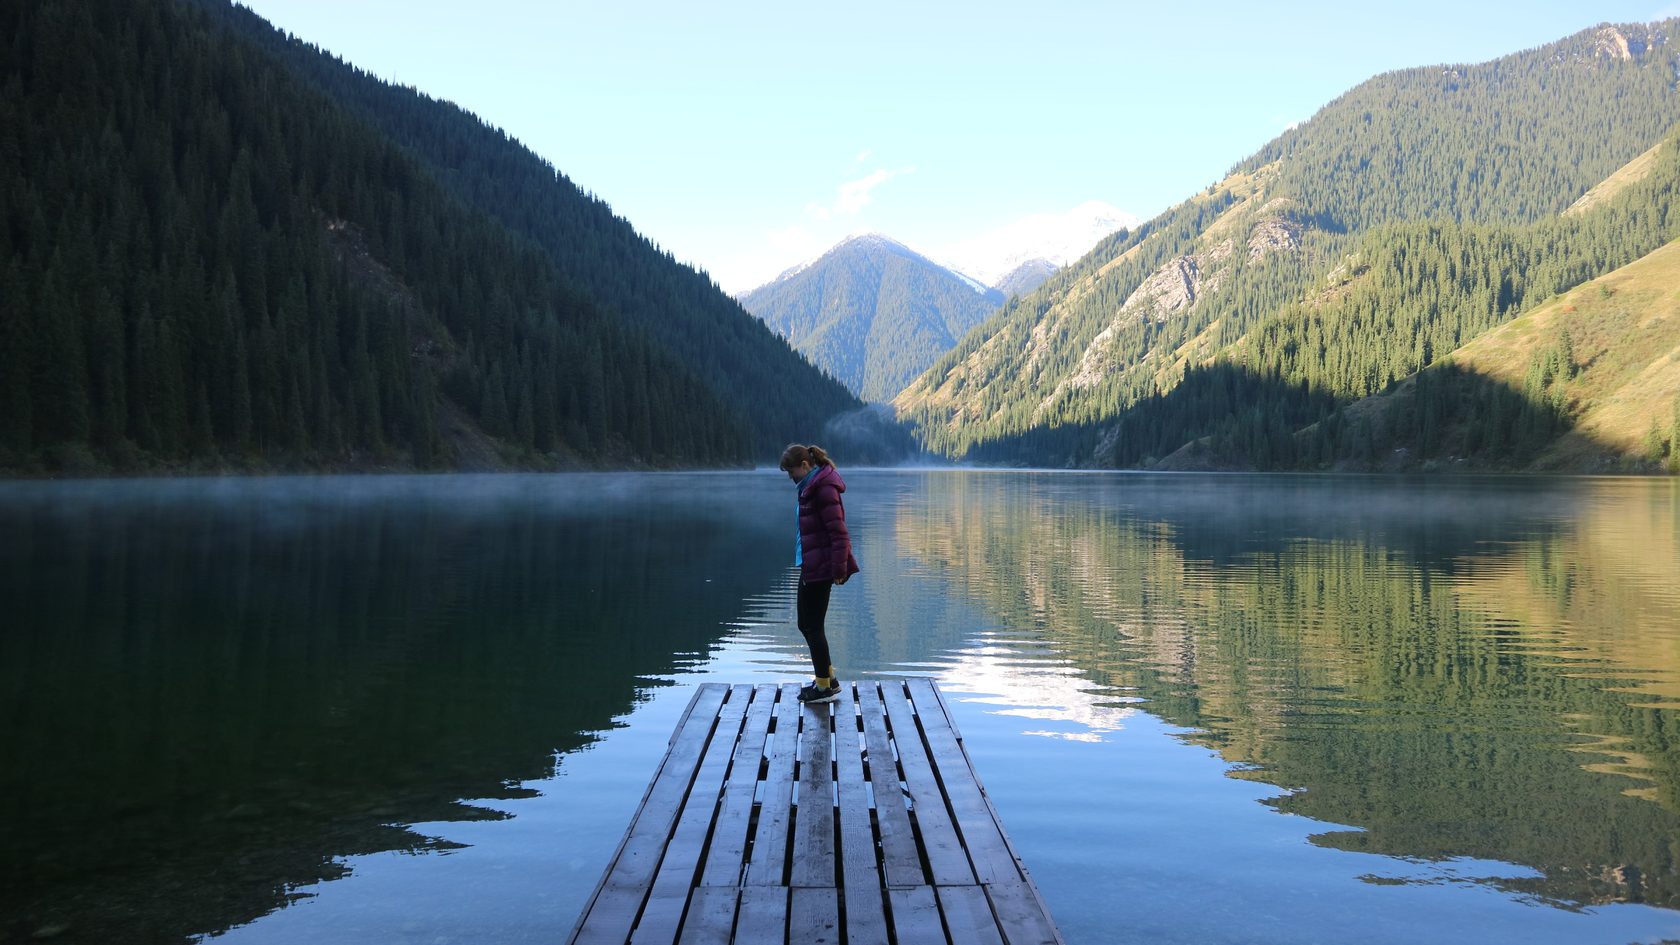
[779,443,833,470]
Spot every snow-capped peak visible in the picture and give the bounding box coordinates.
[933,201,1138,288]
[765,231,908,285]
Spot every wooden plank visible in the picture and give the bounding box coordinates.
[629,884,687,945]
[855,682,925,888]
[832,686,890,944]
[675,886,739,945]
[570,885,647,945]
[574,678,1062,945]
[841,885,888,945]
[832,685,881,890]
[936,885,1005,945]
[734,886,789,944]
[789,887,840,945]
[747,684,803,885]
[570,684,729,945]
[984,882,1062,945]
[916,680,1065,945]
[634,685,754,944]
[887,886,947,945]
[790,689,836,887]
[905,677,1021,886]
[700,684,777,887]
[879,681,975,886]
[604,685,732,888]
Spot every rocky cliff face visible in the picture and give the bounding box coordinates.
[1247,217,1303,261]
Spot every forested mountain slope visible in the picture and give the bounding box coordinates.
[192,0,860,460]
[740,235,1004,402]
[895,21,1680,469]
[1301,235,1680,474]
[0,0,859,474]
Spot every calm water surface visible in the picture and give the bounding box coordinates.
[3,471,1680,944]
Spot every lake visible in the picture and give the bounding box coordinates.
[2,470,1679,944]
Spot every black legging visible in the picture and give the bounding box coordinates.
[796,578,835,679]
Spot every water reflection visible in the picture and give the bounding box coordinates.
[0,474,789,943]
[4,471,1679,945]
[886,472,1680,912]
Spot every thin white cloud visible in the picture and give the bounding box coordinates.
[854,148,872,163]
[726,163,917,293]
[718,224,828,294]
[807,166,916,219]
[835,169,896,214]
[931,200,1138,287]
[768,223,813,252]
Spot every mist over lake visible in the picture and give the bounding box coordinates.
[3,471,1678,944]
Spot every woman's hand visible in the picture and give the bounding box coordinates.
[834,573,849,585]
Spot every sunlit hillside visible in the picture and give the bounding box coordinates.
[895,22,1680,472]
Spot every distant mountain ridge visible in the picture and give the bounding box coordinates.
[739,235,1004,402]
[895,19,1680,472]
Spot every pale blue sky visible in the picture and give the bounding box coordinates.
[242,1,1679,291]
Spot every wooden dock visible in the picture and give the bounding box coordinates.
[567,678,1064,945]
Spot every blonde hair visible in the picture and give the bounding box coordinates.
[779,443,832,470]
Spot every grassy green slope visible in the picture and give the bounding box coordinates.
[895,21,1680,465]
[1334,237,1680,472]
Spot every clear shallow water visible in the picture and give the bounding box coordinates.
[3,470,1679,944]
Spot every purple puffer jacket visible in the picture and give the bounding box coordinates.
[797,464,860,584]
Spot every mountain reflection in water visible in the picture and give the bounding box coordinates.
[880,473,1680,918]
[0,474,788,944]
[2,471,1679,945]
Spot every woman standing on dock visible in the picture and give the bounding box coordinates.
[780,444,860,704]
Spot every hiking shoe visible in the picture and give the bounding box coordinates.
[798,682,839,704]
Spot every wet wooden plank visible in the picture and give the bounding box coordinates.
[634,685,753,943]
[832,687,882,889]
[747,684,802,886]
[985,881,1062,945]
[570,684,729,945]
[937,885,1005,945]
[832,686,889,943]
[879,680,976,886]
[572,679,1064,945]
[915,681,1065,945]
[907,677,1022,886]
[606,685,731,888]
[628,884,687,945]
[700,684,777,887]
[675,886,739,945]
[570,886,647,945]
[733,886,788,944]
[789,887,840,945]
[789,693,836,887]
[887,886,947,945]
[856,682,925,888]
